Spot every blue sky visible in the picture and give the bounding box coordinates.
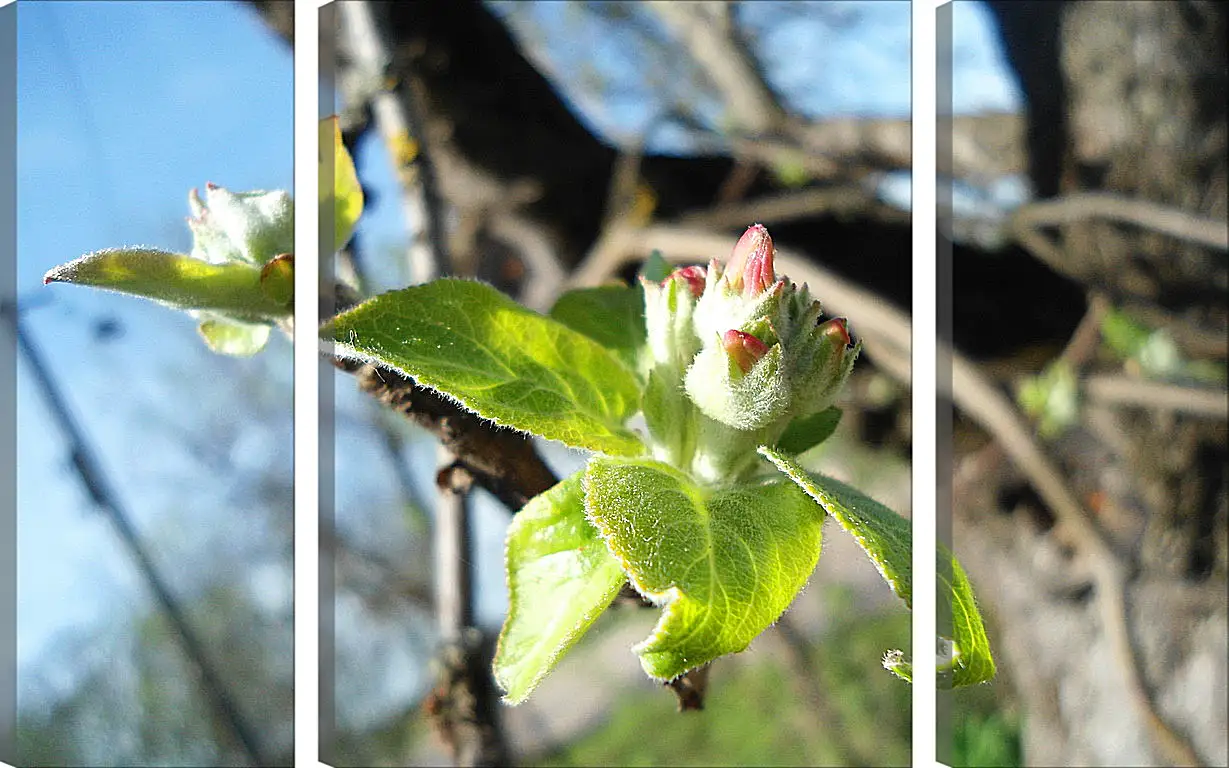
[15,0,293,715]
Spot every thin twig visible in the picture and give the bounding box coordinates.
[1011,192,1229,267]
[645,1,789,136]
[664,666,710,712]
[1083,375,1228,420]
[677,183,909,230]
[330,356,558,512]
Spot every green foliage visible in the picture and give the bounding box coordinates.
[43,248,290,322]
[760,447,995,688]
[1017,360,1079,438]
[321,115,364,252]
[584,457,823,681]
[775,406,843,457]
[320,279,645,456]
[548,284,647,373]
[324,227,995,704]
[495,473,628,704]
[1100,306,1226,384]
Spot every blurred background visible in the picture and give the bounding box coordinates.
[12,2,293,765]
[286,1,1003,766]
[942,1,1227,767]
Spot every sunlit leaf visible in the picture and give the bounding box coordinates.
[197,319,272,357]
[320,279,645,455]
[585,456,823,681]
[548,284,646,373]
[759,446,996,688]
[494,472,627,704]
[775,406,842,455]
[320,115,364,252]
[44,247,291,322]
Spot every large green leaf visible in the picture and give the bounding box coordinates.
[494,472,628,704]
[759,446,996,687]
[548,285,646,373]
[43,247,291,322]
[320,279,645,456]
[584,457,824,681]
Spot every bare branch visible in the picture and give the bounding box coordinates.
[1011,192,1229,261]
[1084,375,1228,420]
[645,1,789,135]
[331,357,559,513]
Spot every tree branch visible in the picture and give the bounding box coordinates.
[645,1,790,135]
[330,357,559,514]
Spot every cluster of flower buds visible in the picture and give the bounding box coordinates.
[187,183,294,266]
[640,224,860,483]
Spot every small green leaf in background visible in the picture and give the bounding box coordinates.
[1016,360,1079,439]
[759,446,996,688]
[584,457,824,681]
[775,406,842,455]
[321,115,364,252]
[548,285,646,374]
[197,319,272,357]
[44,247,291,323]
[494,472,628,704]
[320,279,645,456]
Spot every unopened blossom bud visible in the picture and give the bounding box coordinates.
[725,224,775,297]
[817,317,851,347]
[721,329,770,374]
[187,183,294,266]
[668,265,707,298]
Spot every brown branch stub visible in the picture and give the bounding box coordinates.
[338,358,558,511]
[665,665,711,712]
[425,632,510,767]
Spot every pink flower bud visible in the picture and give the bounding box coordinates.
[666,265,706,298]
[818,317,851,347]
[722,329,769,374]
[726,224,775,296]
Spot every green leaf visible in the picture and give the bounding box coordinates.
[494,472,628,704]
[941,548,997,687]
[321,115,364,252]
[776,406,842,455]
[639,250,672,283]
[584,457,823,681]
[759,446,996,688]
[760,447,911,606]
[44,248,292,322]
[197,319,272,357]
[548,285,646,373]
[321,279,645,456]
